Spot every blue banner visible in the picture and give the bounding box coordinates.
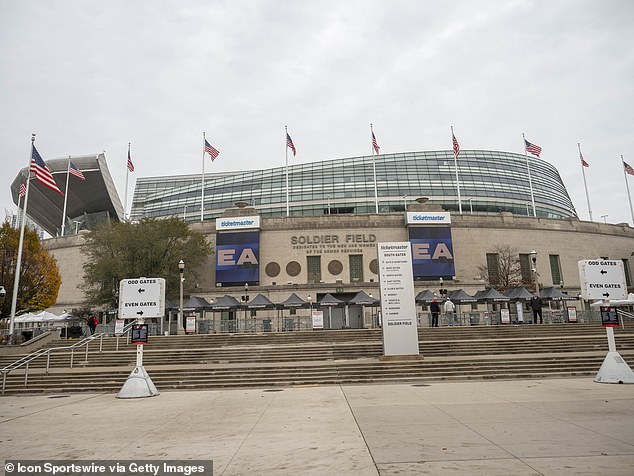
[408,226,455,279]
[216,231,260,286]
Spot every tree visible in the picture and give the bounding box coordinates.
[81,217,212,307]
[478,244,525,291]
[0,221,62,317]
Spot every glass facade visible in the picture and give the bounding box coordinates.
[130,150,577,221]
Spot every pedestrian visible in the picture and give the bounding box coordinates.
[430,299,440,327]
[444,297,456,326]
[530,295,543,324]
[87,315,98,334]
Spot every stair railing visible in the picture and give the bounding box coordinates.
[1,320,138,395]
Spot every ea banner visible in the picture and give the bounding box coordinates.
[408,226,455,279]
[216,231,260,286]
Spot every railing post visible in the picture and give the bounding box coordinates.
[46,351,51,375]
[99,334,103,352]
[2,372,6,395]
[85,341,89,363]
[70,349,74,369]
[24,362,29,387]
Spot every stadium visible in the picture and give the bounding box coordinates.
[9,148,633,332]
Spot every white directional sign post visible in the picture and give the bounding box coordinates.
[578,260,634,384]
[118,277,166,319]
[117,277,165,399]
[578,260,627,301]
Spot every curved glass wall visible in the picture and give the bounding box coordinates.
[130,150,577,221]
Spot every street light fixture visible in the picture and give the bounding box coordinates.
[243,283,249,332]
[178,259,185,335]
[467,198,473,214]
[530,250,539,295]
[307,294,313,325]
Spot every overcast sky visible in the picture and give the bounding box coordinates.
[1,0,633,226]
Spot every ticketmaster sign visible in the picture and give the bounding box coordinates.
[406,212,451,225]
[216,216,261,230]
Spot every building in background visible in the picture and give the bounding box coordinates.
[10,153,123,237]
[130,150,577,222]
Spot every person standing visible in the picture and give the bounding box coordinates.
[444,297,456,326]
[530,295,543,324]
[430,299,441,327]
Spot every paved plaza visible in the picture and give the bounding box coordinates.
[1,378,634,475]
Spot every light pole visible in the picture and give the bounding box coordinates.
[243,283,249,332]
[0,286,6,317]
[307,294,312,327]
[530,250,539,295]
[467,198,473,214]
[178,259,185,335]
[600,214,608,223]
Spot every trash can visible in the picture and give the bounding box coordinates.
[469,313,480,326]
[263,319,272,332]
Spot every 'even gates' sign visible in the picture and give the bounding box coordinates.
[119,277,166,319]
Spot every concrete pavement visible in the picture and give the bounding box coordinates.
[1,378,634,475]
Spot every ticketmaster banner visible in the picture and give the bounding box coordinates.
[216,231,260,286]
[216,216,261,230]
[408,226,455,279]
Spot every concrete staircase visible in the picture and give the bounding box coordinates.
[2,324,632,395]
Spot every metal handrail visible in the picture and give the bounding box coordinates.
[1,319,138,395]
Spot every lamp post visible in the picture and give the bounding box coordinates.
[178,259,185,335]
[600,214,608,223]
[530,250,539,295]
[0,286,6,318]
[467,198,473,214]
[243,283,249,332]
[307,294,312,328]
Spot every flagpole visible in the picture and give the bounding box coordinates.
[579,143,593,222]
[124,143,130,221]
[9,134,35,344]
[451,126,463,214]
[285,125,290,217]
[623,155,634,224]
[370,123,379,214]
[60,156,71,236]
[522,133,537,217]
[201,132,206,222]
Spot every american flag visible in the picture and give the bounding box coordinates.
[18,183,26,198]
[371,131,380,155]
[31,145,64,195]
[286,133,296,156]
[452,133,460,158]
[580,152,589,168]
[524,139,542,157]
[204,139,220,161]
[127,148,135,172]
[69,161,86,180]
[624,161,634,176]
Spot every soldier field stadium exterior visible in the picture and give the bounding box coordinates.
[10,149,634,333]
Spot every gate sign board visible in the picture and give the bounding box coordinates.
[377,242,420,356]
[578,260,627,301]
[118,277,166,319]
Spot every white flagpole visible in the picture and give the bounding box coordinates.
[370,123,379,214]
[579,143,593,221]
[124,143,130,220]
[60,156,71,236]
[522,133,537,217]
[201,132,206,222]
[9,134,35,343]
[452,125,463,214]
[285,125,290,217]
[622,155,634,224]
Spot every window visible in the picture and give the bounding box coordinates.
[519,254,532,284]
[486,253,500,285]
[549,254,562,286]
[349,255,364,282]
[307,256,321,284]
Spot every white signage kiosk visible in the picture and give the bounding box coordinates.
[377,242,420,357]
